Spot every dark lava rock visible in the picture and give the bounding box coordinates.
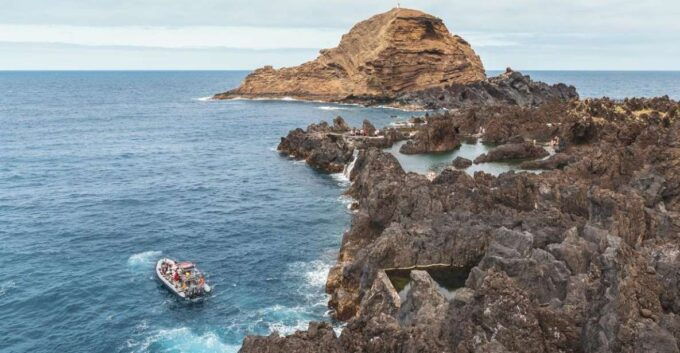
[240,322,342,353]
[332,116,350,132]
[399,115,462,154]
[277,120,354,173]
[520,152,576,170]
[452,156,472,169]
[397,68,579,110]
[474,141,549,163]
[256,97,680,353]
[362,119,376,137]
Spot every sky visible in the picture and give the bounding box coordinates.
[1,0,679,70]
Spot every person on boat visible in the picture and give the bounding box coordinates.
[173,270,180,283]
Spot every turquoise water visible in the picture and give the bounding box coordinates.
[1,70,679,353]
[385,140,551,176]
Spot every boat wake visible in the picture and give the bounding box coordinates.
[127,250,162,268]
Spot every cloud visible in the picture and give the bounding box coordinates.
[0,0,678,70]
[0,24,344,50]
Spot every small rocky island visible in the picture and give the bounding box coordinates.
[229,7,680,353]
[213,8,576,109]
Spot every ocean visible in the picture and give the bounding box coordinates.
[1,70,679,353]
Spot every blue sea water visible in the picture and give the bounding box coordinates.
[1,70,679,353]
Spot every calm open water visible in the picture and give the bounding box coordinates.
[1,70,679,353]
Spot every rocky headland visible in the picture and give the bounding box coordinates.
[254,96,680,353]
[226,5,680,353]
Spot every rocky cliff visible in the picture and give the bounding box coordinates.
[243,96,680,353]
[214,8,486,102]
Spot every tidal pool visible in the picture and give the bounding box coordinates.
[385,140,548,176]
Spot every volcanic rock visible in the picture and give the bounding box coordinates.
[520,152,576,170]
[240,322,342,353]
[474,140,549,163]
[250,95,680,352]
[214,8,485,102]
[452,156,472,169]
[362,120,377,137]
[332,116,350,132]
[399,114,462,154]
[277,120,354,173]
[397,68,579,110]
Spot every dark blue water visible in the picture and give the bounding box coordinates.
[1,71,679,353]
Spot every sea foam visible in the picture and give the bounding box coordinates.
[0,280,16,297]
[318,106,348,111]
[135,327,239,353]
[127,250,162,267]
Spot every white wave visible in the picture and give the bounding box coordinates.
[0,280,16,297]
[330,172,350,187]
[223,96,421,112]
[318,106,348,111]
[194,96,213,102]
[343,150,358,179]
[226,96,302,102]
[304,260,332,289]
[267,319,308,336]
[254,304,313,335]
[127,250,162,267]
[287,259,332,290]
[374,104,429,112]
[337,195,357,211]
[134,327,239,353]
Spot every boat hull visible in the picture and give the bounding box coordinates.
[156,258,187,299]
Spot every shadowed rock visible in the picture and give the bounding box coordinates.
[474,140,549,163]
[452,156,472,169]
[277,120,354,173]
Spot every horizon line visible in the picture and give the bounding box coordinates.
[2,69,680,72]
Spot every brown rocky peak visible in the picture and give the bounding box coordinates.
[215,8,486,101]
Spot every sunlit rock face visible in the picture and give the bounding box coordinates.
[214,8,486,102]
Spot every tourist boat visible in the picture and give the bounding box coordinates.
[156,258,212,300]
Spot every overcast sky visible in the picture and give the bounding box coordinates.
[1,0,679,70]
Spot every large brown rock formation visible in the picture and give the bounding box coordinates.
[214,8,486,102]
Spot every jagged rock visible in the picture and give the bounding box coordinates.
[239,322,342,353]
[452,156,472,169]
[277,120,354,172]
[255,97,680,353]
[474,141,549,163]
[215,8,485,102]
[520,152,576,170]
[362,119,376,137]
[332,116,350,132]
[399,115,462,154]
[397,68,579,109]
[358,270,400,317]
[397,270,448,327]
